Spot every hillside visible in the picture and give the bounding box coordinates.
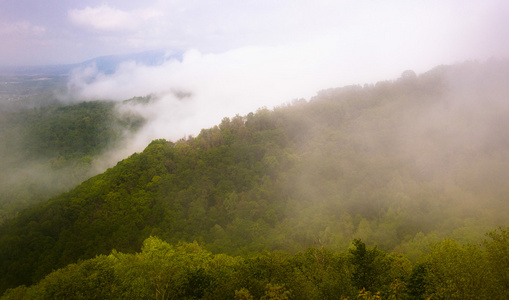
[1,60,509,295]
[0,101,145,221]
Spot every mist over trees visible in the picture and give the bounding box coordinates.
[0,100,145,222]
[1,60,509,298]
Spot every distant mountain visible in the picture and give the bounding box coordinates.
[77,50,179,75]
[0,50,180,110]
[0,50,180,76]
[0,64,72,77]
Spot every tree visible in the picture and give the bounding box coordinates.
[422,239,494,299]
[235,288,254,300]
[261,283,291,300]
[349,239,392,293]
[483,227,509,298]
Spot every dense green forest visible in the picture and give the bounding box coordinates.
[2,228,509,299]
[1,60,509,298]
[0,100,144,221]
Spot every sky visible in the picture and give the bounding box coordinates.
[2,0,509,164]
[1,0,507,67]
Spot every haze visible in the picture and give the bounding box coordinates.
[2,0,509,166]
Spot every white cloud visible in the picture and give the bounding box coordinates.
[1,0,506,66]
[0,20,48,65]
[68,4,162,31]
[60,0,509,170]
[0,21,45,36]
[68,39,414,162]
[64,1,498,62]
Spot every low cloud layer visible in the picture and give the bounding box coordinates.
[67,42,413,165]
[54,0,509,169]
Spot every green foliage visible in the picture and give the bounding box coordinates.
[235,288,254,300]
[349,239,405,297]
[1,101,142,162]
[407,263,427,299]
[2,61,509,297]
[0,100,144,221]
[483,227,509,298]
[3,229,509,299]
[261,283,291,300]
[290,247,356,299]
[0,237,360,299]
[357,288,381,300]
[418,237,505,299]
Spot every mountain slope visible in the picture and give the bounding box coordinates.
[0,100,144,222]
[1,60,509,293]
[0,116,291,291]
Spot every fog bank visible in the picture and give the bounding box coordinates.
[67,42,457,168]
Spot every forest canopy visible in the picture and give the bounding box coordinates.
[2,227,509,299]
[0,100,145,222]
[1,60,509,298]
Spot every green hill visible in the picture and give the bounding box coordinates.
[0,100,145,222]
[1,60,509,296]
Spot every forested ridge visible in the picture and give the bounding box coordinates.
[0,100,144,221]
[1,61,509,298]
